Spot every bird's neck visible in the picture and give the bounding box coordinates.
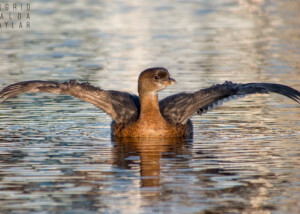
[139,92,163,121]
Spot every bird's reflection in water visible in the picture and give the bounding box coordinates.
[112,137,191,196]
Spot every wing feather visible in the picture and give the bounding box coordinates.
[0,80,139,124]
[160,81,300,125]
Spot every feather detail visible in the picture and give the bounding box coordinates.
[160,81,300,124]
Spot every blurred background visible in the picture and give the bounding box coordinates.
[0,0,299,213]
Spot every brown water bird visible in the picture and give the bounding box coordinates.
[0,67,299,138]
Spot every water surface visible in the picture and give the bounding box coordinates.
[0,0,300,213]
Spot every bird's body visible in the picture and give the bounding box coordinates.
[112,111,193,138]
[0,67,299,138]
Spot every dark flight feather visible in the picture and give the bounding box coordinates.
[160,81,300,125]
[0,80,139,124]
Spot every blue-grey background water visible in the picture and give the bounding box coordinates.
[0,0,300,213]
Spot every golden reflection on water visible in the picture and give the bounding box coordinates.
[113,137,187,193]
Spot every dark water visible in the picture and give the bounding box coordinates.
[0,0,300,213]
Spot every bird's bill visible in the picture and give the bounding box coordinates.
[162,78,176,86]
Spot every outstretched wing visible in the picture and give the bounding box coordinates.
[0,80,140,124]
[160,81,300,125]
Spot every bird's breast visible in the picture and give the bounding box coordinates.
[112,115,188,138]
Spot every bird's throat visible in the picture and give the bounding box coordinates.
[139,92,163,122]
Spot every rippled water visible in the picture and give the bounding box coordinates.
[0,0,300,213]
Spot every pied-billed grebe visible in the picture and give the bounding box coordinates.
[0,67,300,138]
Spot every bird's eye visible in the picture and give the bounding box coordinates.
[154,75,160,80]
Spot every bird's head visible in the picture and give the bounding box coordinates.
[138,67,176,95]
